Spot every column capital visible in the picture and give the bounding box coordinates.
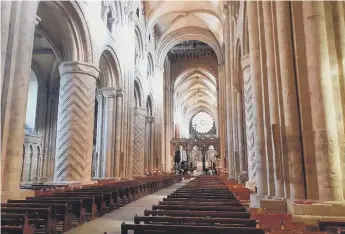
[58,61,100,79]
[240,55,250,70]
[145,116,154,123]
[116,89,125,97]
[100,87,116,98]
[135,107,147,116]
[233,83,242,91]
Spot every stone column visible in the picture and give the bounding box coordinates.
[332,2,345,197]
[276,2,306,199]
[149,117,155,172]
[132,108,147,176]
[247,1,268,195]
[144,116,150,173]
[263,1,284,198]
[1,1,38,201]
[302,2,343,200]
[95,91,103,178]
[114,89,124,178]
[100,88,116,178]
[235,85,245,173]
[54,61,99,183]
[241,55,256,189]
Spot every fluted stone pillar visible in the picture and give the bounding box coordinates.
[235,85,245,173]
[115,89,124,178]
[276,2,306,199]
[248,2,268,195]
[1,1,38,201]
[100,88,116,178]
[263,1,284,197]
[54,61,99,183]
[132,108,147,176]
[302,2,343,201]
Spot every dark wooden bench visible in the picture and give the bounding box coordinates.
[152,204,246,212]
[121,222,265,234]
[134,215,257,227]
[1,213,36,234]
[144,209,251,218]
[1,207,56,233]
[27,196,95,221]
[319,221,345,232]
[163,197,238,202]
[158,201,242,206]
[3,202,71,232]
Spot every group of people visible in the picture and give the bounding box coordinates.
[173,146,219,175]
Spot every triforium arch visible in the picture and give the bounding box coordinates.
[144,95,155,173]
[92,47,122,179]
[132,78,147,176]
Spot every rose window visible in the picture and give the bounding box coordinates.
[192,112,214,133]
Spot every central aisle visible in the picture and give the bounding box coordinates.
[65,179,189,234]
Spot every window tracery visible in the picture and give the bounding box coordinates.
[191,111,214,134]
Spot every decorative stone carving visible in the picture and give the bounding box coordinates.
[132,108,147,176]
[54,61,99,183]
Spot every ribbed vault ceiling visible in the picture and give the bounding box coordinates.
[174,67,218,130]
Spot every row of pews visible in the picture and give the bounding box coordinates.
[121,175,265,234]
[1,175,182,234]
[222,177,345,234]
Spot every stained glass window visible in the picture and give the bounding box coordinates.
[191,112,214,133]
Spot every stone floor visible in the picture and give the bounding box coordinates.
[65,179,189,234]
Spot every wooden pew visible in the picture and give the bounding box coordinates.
[134,215,257,227]
[1,207,56,233]
[318,221,345,232]
[121,222,265,234]
[27,196,96,221]
[152,204,247,212]
[158,201,242,206]
[3,202,71,232]
[144,209,251,218]
[1,213,36,234]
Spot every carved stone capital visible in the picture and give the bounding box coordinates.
[240,55,250,70]
[233,83,242,91]
[58,61,100,79]
[100,87,116,98]
[116,89,124,97]
[134,107,147,116]
[145,116,154,123]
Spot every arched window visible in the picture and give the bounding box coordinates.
[134,81,141,108]
[25,70,38,133]
[146,96,153,116]
[191,112,214,134]
[136,8,139,18]
[107,8,113,32]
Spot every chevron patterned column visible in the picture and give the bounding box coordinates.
[54,61,99,183]
[241,55,257,190]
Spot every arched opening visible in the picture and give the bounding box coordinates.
[144,96,154,173]
[19,1,93,184]
[25,70,38,133]
[134,81,142,108]
[107,8,113,32]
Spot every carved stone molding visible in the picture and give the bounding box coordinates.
[100,87,116,98]
[58,61,99,79]
[116,88,124,97]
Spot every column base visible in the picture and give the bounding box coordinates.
[245,180,256,192]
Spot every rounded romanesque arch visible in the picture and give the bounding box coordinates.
[36,1,93,63]
[99,47,122,88]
